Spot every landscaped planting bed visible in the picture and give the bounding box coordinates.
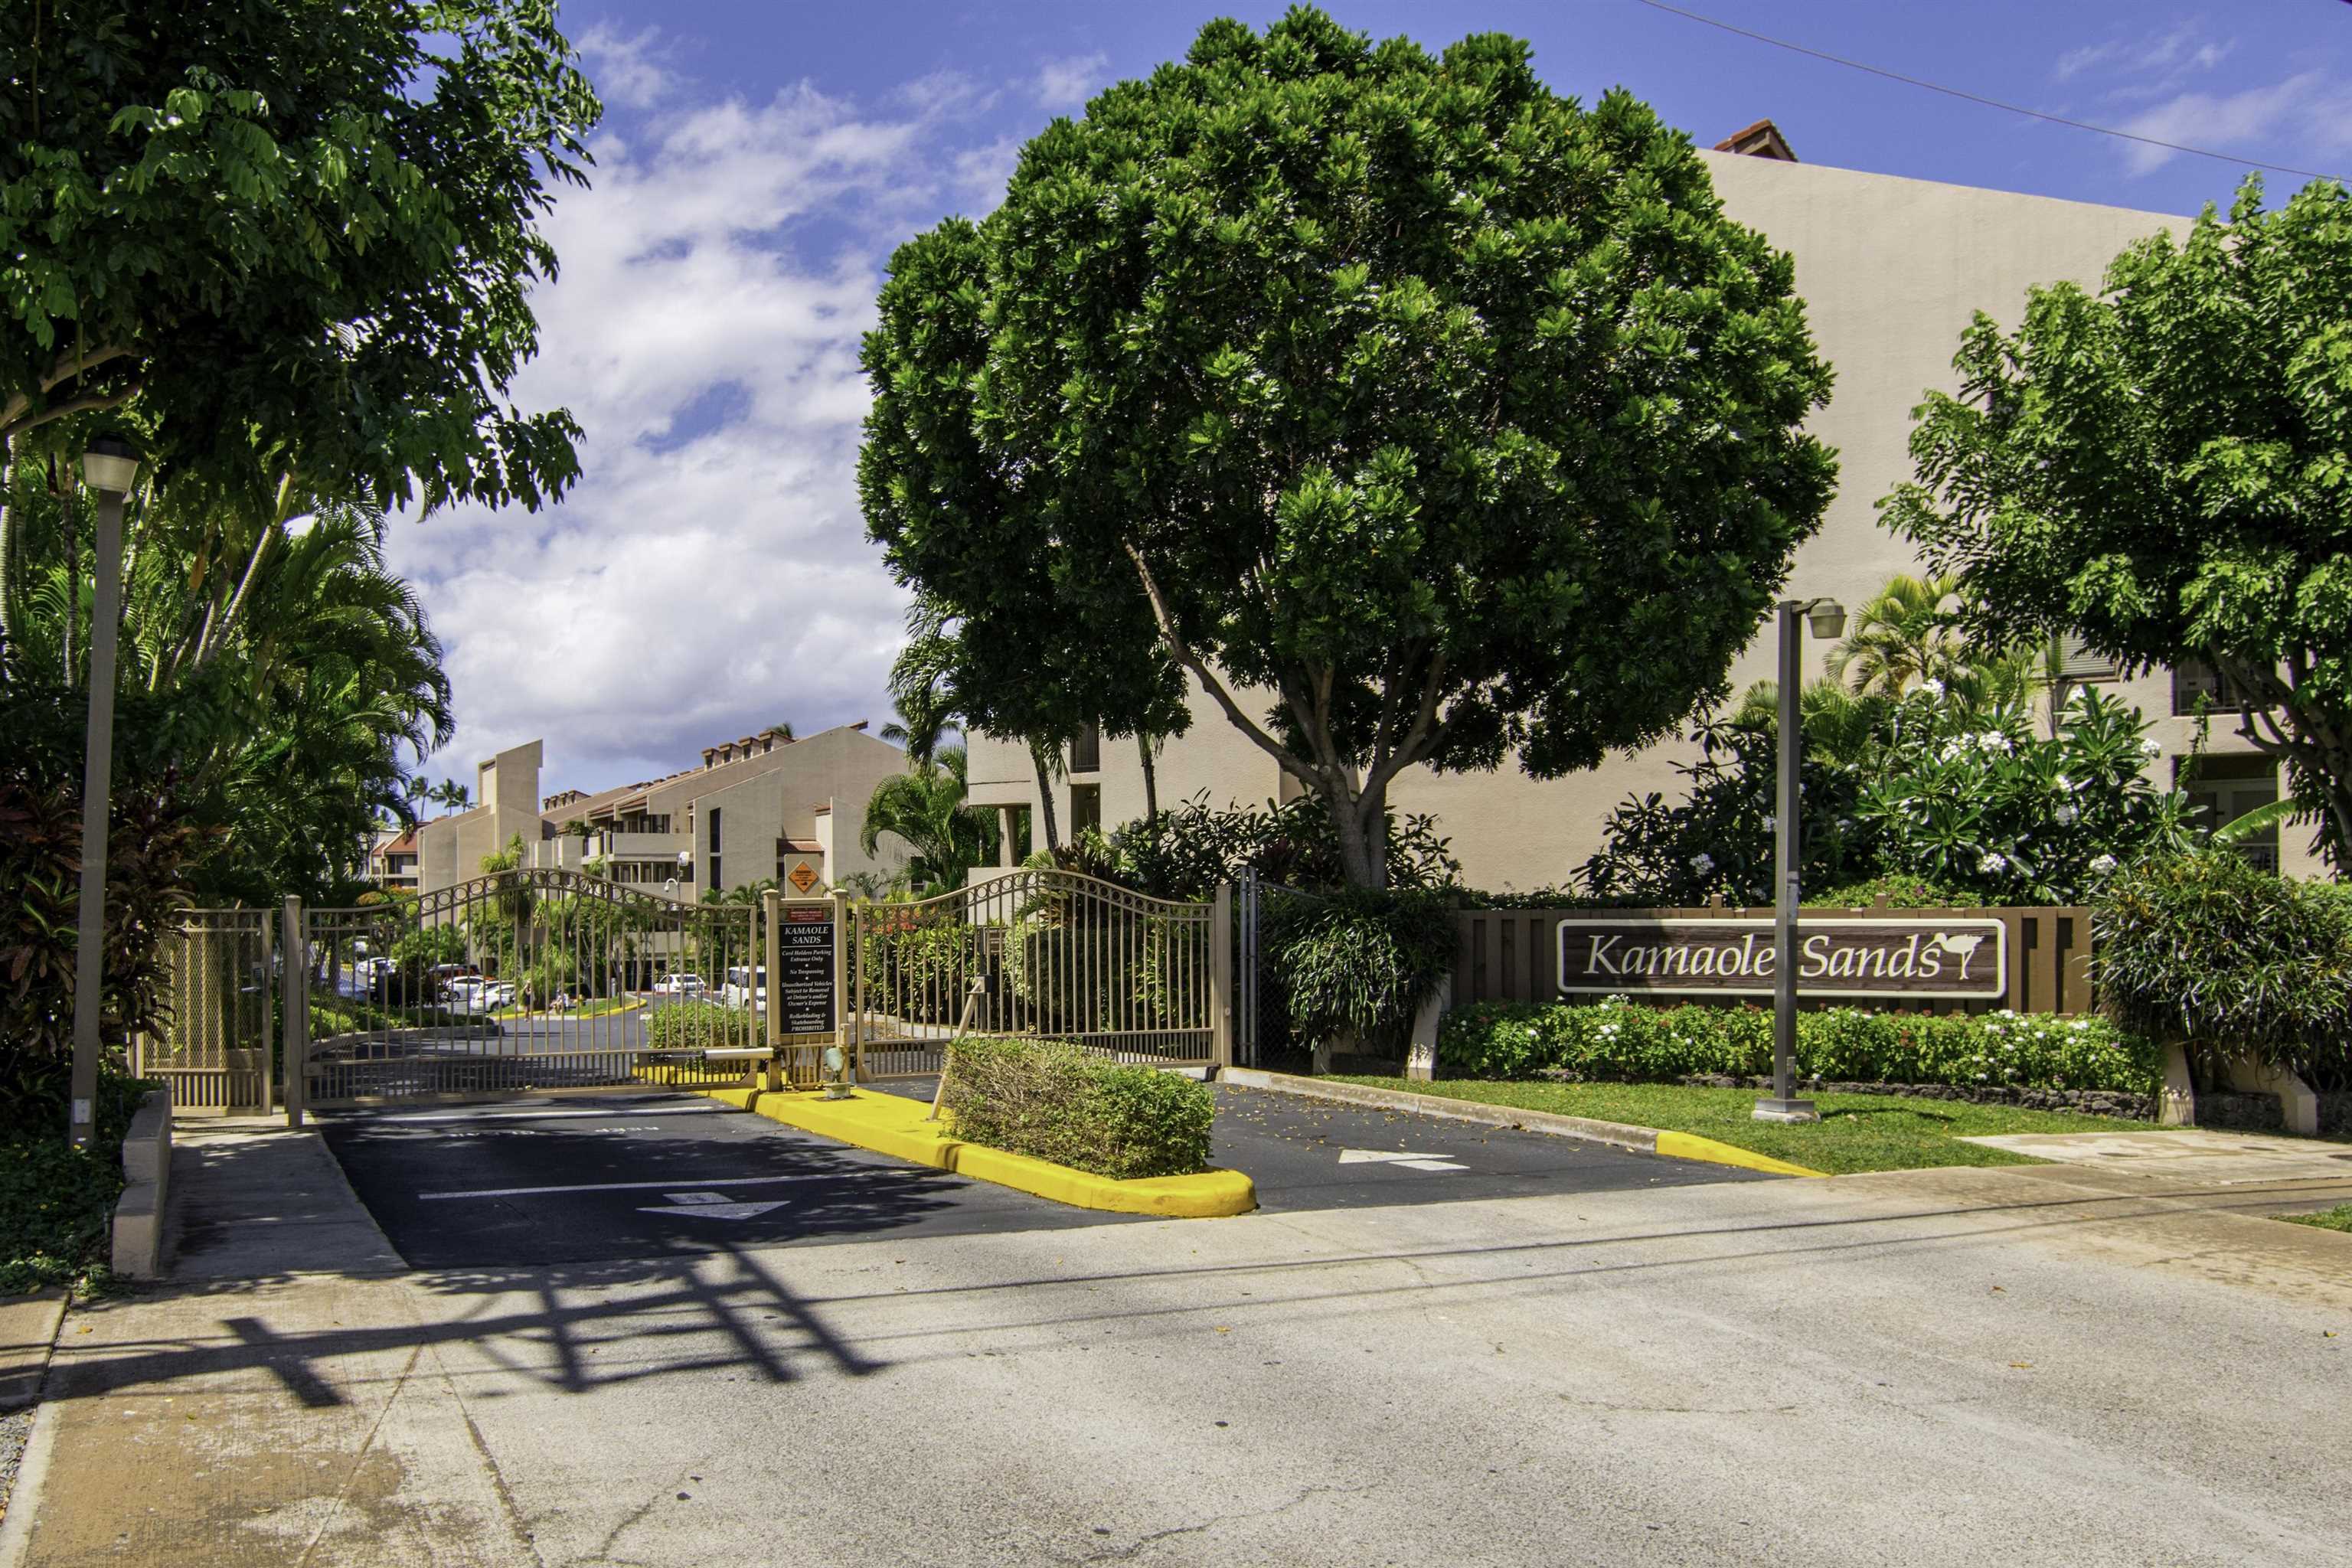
[940,1037,1214,1180]
[1439,998,2159,1103]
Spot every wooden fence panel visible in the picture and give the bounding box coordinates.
[1452,904,2096,1016]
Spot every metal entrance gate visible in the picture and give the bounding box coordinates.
[133,907,279,1114]
[849,869,1230,1080]
[288,871,766,1112]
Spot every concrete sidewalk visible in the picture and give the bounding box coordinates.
[9,1122,2352,1566]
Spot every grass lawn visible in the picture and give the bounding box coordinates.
[2282,1204,2352,1233]
[1326,1076,2170,1176]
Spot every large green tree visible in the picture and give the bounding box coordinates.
[0,0,599,642]
[1883,176,2352,864]
[861,8,1836,887]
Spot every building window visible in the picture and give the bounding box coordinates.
[1070,721,1101,776]
[2172,658,2264,716]
[707,857,721,892]
[2056,632,2115,681]
[708,807,723,854]
[2177,753,2280,871]
[1070,782,1102,838]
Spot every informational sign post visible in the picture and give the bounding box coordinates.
[1555,917,2007,1001]
[778,902,838,1034]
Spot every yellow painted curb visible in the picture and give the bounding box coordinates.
[1655,1130,1828,1178]
[671,1083,1256,1218]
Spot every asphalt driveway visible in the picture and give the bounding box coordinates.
[318,1081,1766,1269]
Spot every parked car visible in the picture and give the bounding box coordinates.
[720,965,767,1012]
[652,973,707,996]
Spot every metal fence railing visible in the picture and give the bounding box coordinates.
[133,906,276,1115]
[851,869,1230,1080]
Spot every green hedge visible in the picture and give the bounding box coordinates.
[0,1068,162,1294]
[1436,998,2159,1093]
[940,1037,1214,1180]
[643,999,751,1050]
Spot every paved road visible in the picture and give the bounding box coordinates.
[318,1084,1761,1269]
[318,1093,1137,1267]
[40,1117,2352,1568]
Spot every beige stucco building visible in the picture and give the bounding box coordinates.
[964,129,2311,887]
[410,724,912,898]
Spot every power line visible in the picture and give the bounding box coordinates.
[1634,0,2347,185]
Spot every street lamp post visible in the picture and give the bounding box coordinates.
[1755,595,1846,1125]
[67,435,142,1148]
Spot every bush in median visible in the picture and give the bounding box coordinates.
[1436,997,2158,1094]
[940,1037,1213,1180]
[643,999,749,1051]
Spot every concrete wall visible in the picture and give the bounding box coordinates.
[965,149,2316,890]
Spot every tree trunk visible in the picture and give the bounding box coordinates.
[1325,780,1390,890]
[1029,741,1062,853]
[1138,730,1158,822]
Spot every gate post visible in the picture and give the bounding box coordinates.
[761,888,782,1093]
[1209,882,1234,1072]
[281,895,307,1129]
[832,888,852,1083]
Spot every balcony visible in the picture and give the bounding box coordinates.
[592,830,688,859]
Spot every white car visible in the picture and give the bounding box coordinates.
[720,965,767,1012]
[652,973,707,996]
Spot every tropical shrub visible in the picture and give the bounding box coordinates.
[1263,889,1459,1052]
[2094,851,2352,1090]
[940,1037,1214,1179]
[642,1000,750,1051]
[1859,687,2196,904]
[1577,717,1880,906]
[1436,997,2158,1093]
[0,1067,160,1292]
[1103,792,1461,901]
[1,683,198,1125]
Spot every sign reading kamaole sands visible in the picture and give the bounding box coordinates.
[1556,917,2007,1000]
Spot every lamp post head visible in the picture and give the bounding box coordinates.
[1805,599,1847,641]
[80,434,140,496]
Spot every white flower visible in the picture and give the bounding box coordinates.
[2089,853,2118,875]
[2053,804,2079,827]
[1921,677,1946,698]
[1690,852,1715,876]
[2053,774,2073,792]
[1835,818,1853,833]
[1978,851,2008,874]
[2140,738,2164,759]
[1977,731,2013,755]
[1762,815,1775,831]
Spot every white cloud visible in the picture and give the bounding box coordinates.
[577,24,677,112]
[387,80,1013,791]
[1034,53,1109,110]
[2112,69,2352,174]
[2053,22,2232,88]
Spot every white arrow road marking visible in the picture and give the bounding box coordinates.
[1336,1148,1468,1172]
[638,1191,789,1220]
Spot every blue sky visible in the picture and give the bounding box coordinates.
[392,1,2352,797]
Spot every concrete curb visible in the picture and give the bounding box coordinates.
[110,1089,172,1279]
[1217,1068,1827,1178]
[675,1082,1258,1217]
[0,1399,59,1566]
[0,1295,66,1414]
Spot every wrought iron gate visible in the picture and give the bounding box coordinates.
[849,869,1230,1080]
[133,907,279,1114]
[289,870,766,1111]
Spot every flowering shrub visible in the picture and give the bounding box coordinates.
[1436,997,2158,1093]
[1857,688,2197,904]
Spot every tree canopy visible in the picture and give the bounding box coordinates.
[861,7,1836,887]
[0,0,598,522]
[1883,175,2352,864]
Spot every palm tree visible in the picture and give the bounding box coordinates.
[860,746,999,891]
[1827,573,1966,697]
[762,721,794,743]
[1732,678,1890,767]
[5,471,455,902]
